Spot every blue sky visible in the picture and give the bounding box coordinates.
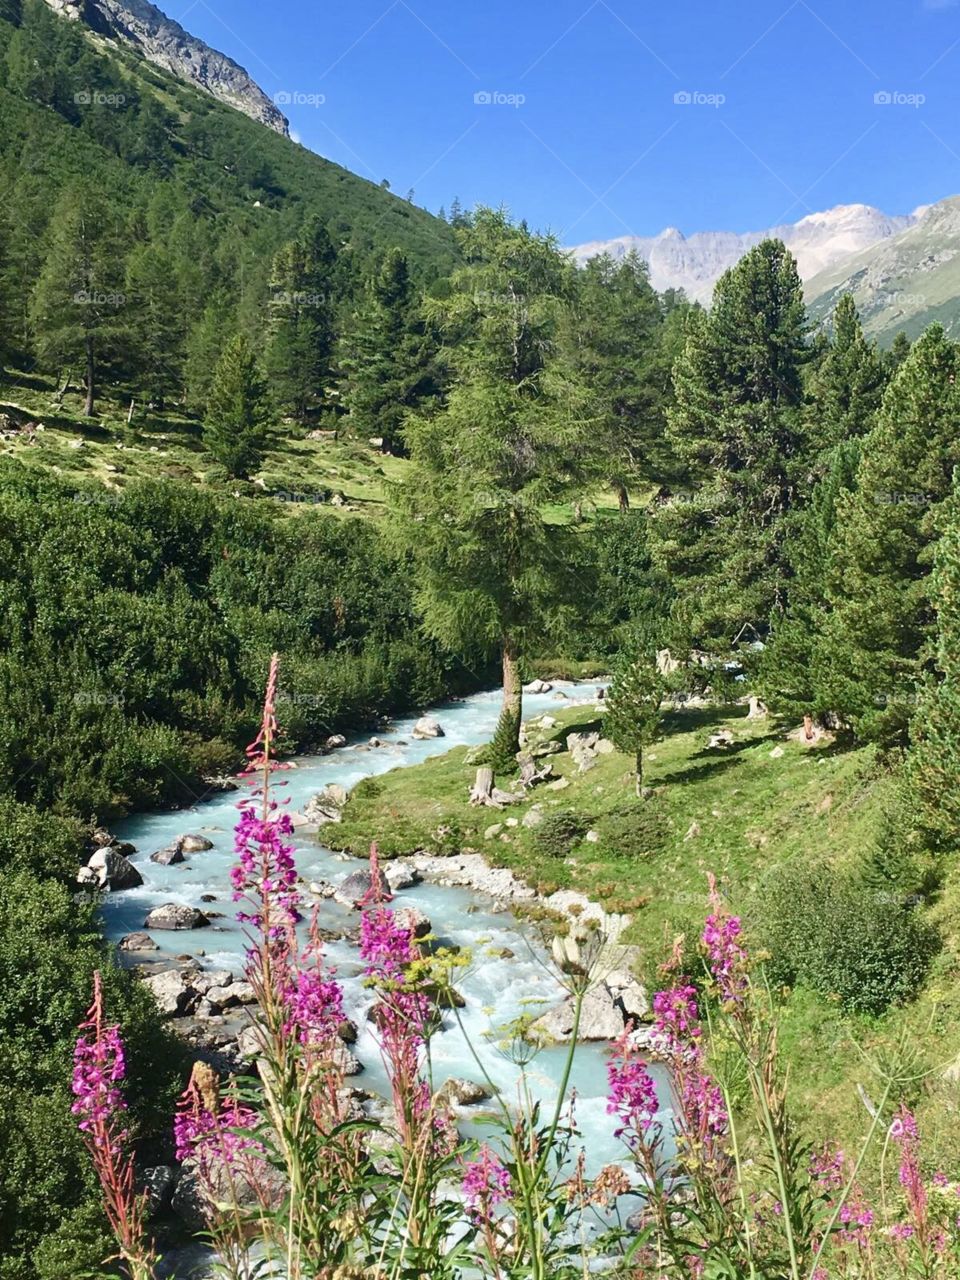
[177,0,960,242]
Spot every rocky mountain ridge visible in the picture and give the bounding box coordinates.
[40,0,288,134]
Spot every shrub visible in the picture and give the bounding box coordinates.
[534,809,589,860]
[754,862,941,1015]
[595,801,668,861]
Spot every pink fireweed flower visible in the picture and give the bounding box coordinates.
[231,805,301,933]
[286,964,345,1047]
[72,975,127,1140]
[461,1145,512,1223]
[241,651,291,777]
[652,985,702,1061]
[174,1068,264,1206]
[607,1029,660,1148]
[702,873,749,1006]
[890,1106,927,1231]
[72,973,154,1274]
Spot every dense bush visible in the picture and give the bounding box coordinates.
[754,862,941,1015]
[0,464,472,818]
[595,800,668,861]
[534,809,589,859]
[0,869,185,1277]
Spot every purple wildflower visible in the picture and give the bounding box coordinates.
[607,1030,660,1148]
[461,1145,512,1223]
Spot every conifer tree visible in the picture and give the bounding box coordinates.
[184,292,234,414]
[807,293,885,449]
[885,330,912,375]
[649,240,810,658]
[203,334,271,479]
[604,647,664,795]
[393,208,605,768]
[338,247,436,454]
[30,185,128,416]
[125,241,183,405]
[819,323,960,742]
[571,251,671,507]
[906,497,960,852]
[265,219,336,422]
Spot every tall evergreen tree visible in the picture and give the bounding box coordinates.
[30,184,128,416]
[571,251,671,508]
[649,240,810,658]
[392,208,605,767]
[203,334,271,479]
[819,324,960,742]
[906,495,960,852]
[338,247,437,454]
[184,292,234,414]
[124,241,184,405]
[265,219,337,422]
[807,293,885,449]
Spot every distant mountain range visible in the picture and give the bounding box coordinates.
[571,204,924,305]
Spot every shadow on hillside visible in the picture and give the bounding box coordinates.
[658,755,748,787]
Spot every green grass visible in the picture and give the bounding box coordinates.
[327,696,960,1165]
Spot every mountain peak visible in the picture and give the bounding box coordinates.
[40,0,289,135]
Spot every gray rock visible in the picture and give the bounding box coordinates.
[394,906,431,939]
[76,865,98,887]
[144,903,210,930]
[119,931,158,952]
[141,1165,177,1214]
[384,860,420,890]
[151,844,184,865]
[521,806,544,828]
[567,731,601,772]
[333,1043,363,1075]
[325,734,347,751]
[334,866,390,908]
[304,783,349,825]
[531,984,626,1043]
[707,730,735,750]
[412,716,444,740]
[524,679,553,693]
[88,847,143,891]
[192,969,234,995]
[530,738,563,757]
[338,1018,358,1044]
[178,834,214,853]
[142,969,196,1017]
[435,1076,491,1107]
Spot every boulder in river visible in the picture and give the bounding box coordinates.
[144,903,210,931]
[523,678,553,694]
[151,844,184,866]
[178,834,214,853]
[334,865,390,908]
[87,847,143,891]
[324,734,347,751]
[530,983,628,1044]
[119,931,158,952]
[412,716,444,740]
[384,860,420,890]
[435,1077,491,1107]
[394,905,431,939]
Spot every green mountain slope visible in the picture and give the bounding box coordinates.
[0,0,457,365]
[805,196,960,344]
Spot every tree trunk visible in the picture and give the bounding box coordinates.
[612,479,630,513]
[491,634,522,766]
[635,749,643,798]
[83,334,95,417]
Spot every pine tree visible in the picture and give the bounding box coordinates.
[649,240,810,659]
[124,241,184,405]
[885,330,912,375]
[203,334,271,479]
[265,219,336,422]
[571,251,672,508]
[30,184,128,416]
[393,208,606,768]
[184,292,234,413]
[906,495,960,852]
[819,323,960,742]
[338,247,437,454]
[604,647,664,795]
[807,293,885,449]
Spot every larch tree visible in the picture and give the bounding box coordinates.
[30,184,128,416]
[203,334,271,480]
[392,208,604,769]
[338,247,438,455]
[648,240,811,664]
[807,293,886,450]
